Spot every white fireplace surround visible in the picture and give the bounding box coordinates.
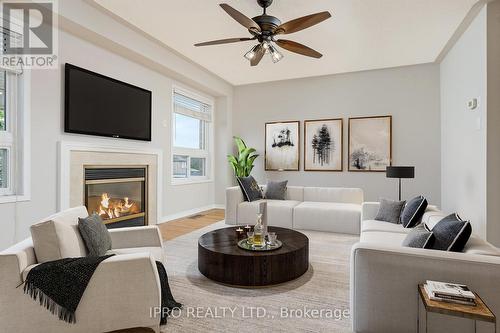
[58,141,163,224]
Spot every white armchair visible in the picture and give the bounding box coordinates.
[0,206,164,333]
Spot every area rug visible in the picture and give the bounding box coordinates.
[162,221,358,333]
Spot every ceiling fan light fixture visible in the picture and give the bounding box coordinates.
[269,44,284,63]
[195,2,331,66]
[262,41,270,53]
[244,44,260,60]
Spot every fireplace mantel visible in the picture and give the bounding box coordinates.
[58,141,163,224]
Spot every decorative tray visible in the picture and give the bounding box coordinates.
[237,238,283,252]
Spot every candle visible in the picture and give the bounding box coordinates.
[235,227,244,240]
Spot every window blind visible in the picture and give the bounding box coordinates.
[1,16,24,74]
[173,91,212,122]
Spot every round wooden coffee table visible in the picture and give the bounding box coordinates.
[198,226,309,287]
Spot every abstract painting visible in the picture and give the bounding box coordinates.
[265,121,300,171]
[304,119,343,171]
[348,116,392,172]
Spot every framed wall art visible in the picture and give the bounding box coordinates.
[304,118,343,171]
[348,116,392,172]
[265,121,300,171]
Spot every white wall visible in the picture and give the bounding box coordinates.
[487,1,500,246]
[440,7,487,239]
[232,64,441,203]
[0,1,233,250]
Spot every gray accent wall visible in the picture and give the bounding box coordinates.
[232,64,441,204]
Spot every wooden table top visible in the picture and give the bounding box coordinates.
[198,226,308,257]
[418,284,496,323]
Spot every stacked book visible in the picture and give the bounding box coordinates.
[423,280,476,306]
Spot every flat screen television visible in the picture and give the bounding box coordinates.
[65,63,152,141]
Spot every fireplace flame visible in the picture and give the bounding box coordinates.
[96,192,140,220]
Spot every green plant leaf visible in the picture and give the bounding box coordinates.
[233,136,247,155]
[239,147,256,164]
[228,137,258,178]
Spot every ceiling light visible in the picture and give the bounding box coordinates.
[244,44,260,60]
[268,44,284,63]
[262,41,270,53]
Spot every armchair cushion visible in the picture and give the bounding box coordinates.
[78,214,112,257]
[30,207,89,263]
[107,247,166,265]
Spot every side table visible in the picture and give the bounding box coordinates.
[418,284,496,333]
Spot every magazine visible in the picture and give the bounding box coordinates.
[426,280,476,299]
[423,284,476,306]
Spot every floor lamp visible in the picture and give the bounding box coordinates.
[386,166,415,201]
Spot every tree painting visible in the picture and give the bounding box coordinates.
[272,128,294,148]
[265,121,300,171]
[304,119,343,171]
[311,125,334,166]
[348,116,392,172]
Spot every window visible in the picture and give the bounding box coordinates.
[172,87,213,184]
[0,19,30,202]
[0,69,14,195]
[0,67,29,200]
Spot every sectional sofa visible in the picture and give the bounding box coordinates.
[351,202,500,333]
[226,185,364,234]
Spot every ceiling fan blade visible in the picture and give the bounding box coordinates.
[275,39,323,58]
[251,44,265,66]
[220,3,261,33]
[194,37,254,47]
[275,11,332,35]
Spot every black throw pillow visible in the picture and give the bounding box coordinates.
[78,213,112,257]
[401,195,428,228]
[375,198,406,224]
[237,176,263,202]
[265,180,288,200]
[430,213,472,252]
[402,223,434,249]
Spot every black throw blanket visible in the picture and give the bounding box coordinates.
[24,255,181,325]
[155,261,182,325]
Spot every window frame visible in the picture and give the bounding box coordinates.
[171,85,214,185]
[0,66,31,203]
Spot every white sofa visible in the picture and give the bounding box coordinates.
[226,186,364,234]
[351,202,500,333]
[0,206,165,333]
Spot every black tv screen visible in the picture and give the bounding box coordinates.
[65,63,152,141]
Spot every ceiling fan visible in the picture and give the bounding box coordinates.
[194,0,332,66]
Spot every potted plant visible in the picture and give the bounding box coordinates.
[227,136,259,178]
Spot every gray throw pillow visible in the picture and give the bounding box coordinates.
[375,198,406,224]
[78,213,112,257]
[430,213,472,252]
[265,180,288,200]
[402,223,434,248]
[237,176,263,202]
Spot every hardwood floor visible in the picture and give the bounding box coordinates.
[114,209,224,333]
[158,209,225,241]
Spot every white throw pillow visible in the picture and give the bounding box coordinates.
[30,206,89,263]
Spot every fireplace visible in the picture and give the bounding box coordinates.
[84,167,148,228]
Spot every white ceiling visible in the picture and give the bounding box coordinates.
[94,0,477,86]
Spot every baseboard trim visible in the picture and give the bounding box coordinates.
[159,204,225,223]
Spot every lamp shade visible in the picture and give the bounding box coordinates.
[386,166,415,179]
